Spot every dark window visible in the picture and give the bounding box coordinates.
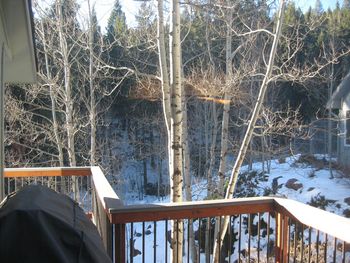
[346,111,350,145]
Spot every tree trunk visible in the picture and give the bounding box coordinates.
[207,101,218,196]
[328,32,335,179]
[157,0,174,204]
[212,1,286,262]
[169,0,184,261]
[88,0,96,167]
[217,2,233,197]
[57,0,79,201]
[40,20,64,192]
[217,92,231,196]
[183,97,197,263]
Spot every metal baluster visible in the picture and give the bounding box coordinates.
[142,222,145,263]
[130,223,134,263]
[165,220,168,263]
[308,227,311,263]
[154,221,157,263]
[333,237,337,263]
[176,220,179,263]
[288,218,291,262]
[342,241,346,263]
[228,216,232,263]
[293,222,297,263]
[257,212,261,263]
[316,230,319,263]
[7,178,10,193]
[187,219,190,263]
[198,219,201,263]
[267,213,270,263]
[219,216,222,263]
[238,215,242,263]
[324,234,328,263]
[301,225,304,262]
[248,214,251,262]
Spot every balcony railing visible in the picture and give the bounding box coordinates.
[4,167,350,263]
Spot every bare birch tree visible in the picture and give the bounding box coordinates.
[56,0,79,200]
[212,0,286,261]
[157,0,184,261]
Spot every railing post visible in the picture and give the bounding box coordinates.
[275,212,289,263]
[115,223,126,263]
[92,182,114,259]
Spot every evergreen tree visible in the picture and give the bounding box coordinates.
[136,1,155,28]
[106,0,126,42]
[336,0,341,11]
[104,0,128,69]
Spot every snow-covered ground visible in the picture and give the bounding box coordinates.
[117,154,350,263]
[124,154,350,216]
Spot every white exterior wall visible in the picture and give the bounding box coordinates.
[339,95,350,167]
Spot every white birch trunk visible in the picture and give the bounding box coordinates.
[157,0,172,178]
[170,0,183,261]
[183,98,197,263]
[212,1,286,262]
[328,33,335,179]
[57,0,79,201]
[88,0,96,167]
[217,3,233,197]
[41,20,65,192]
[41,21,64,168]
[205,101,218,263]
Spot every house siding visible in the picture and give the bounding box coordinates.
[339,96,350,167]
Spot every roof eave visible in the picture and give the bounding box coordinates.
[1,0,37,84]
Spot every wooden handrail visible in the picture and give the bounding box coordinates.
[90,166,123,212]
[108,197,276,223]
[274,197,350,243]
[4,166,350,246]
[4,167,91,177]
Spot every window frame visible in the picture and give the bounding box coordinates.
[345,110,350,146]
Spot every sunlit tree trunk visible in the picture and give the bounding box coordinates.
[183,97,197,262]
[157,0,172,177]
[217,3,233,198]
[40,20,65,192]
[212,1,286,262]
[88,0,96,167]
[169,0,183,261]
[57,0,79,200]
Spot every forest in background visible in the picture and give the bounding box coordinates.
[4,0,350,198]
[5,0,350,260]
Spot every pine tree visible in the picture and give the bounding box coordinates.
[106,0,126,41]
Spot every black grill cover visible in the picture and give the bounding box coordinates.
[0,185,112,263]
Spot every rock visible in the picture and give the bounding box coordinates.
[344,197,350,206]
[132,249,142,257]
[307,187,315,192]
[343,209,350,218]
[285,178,303,191]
